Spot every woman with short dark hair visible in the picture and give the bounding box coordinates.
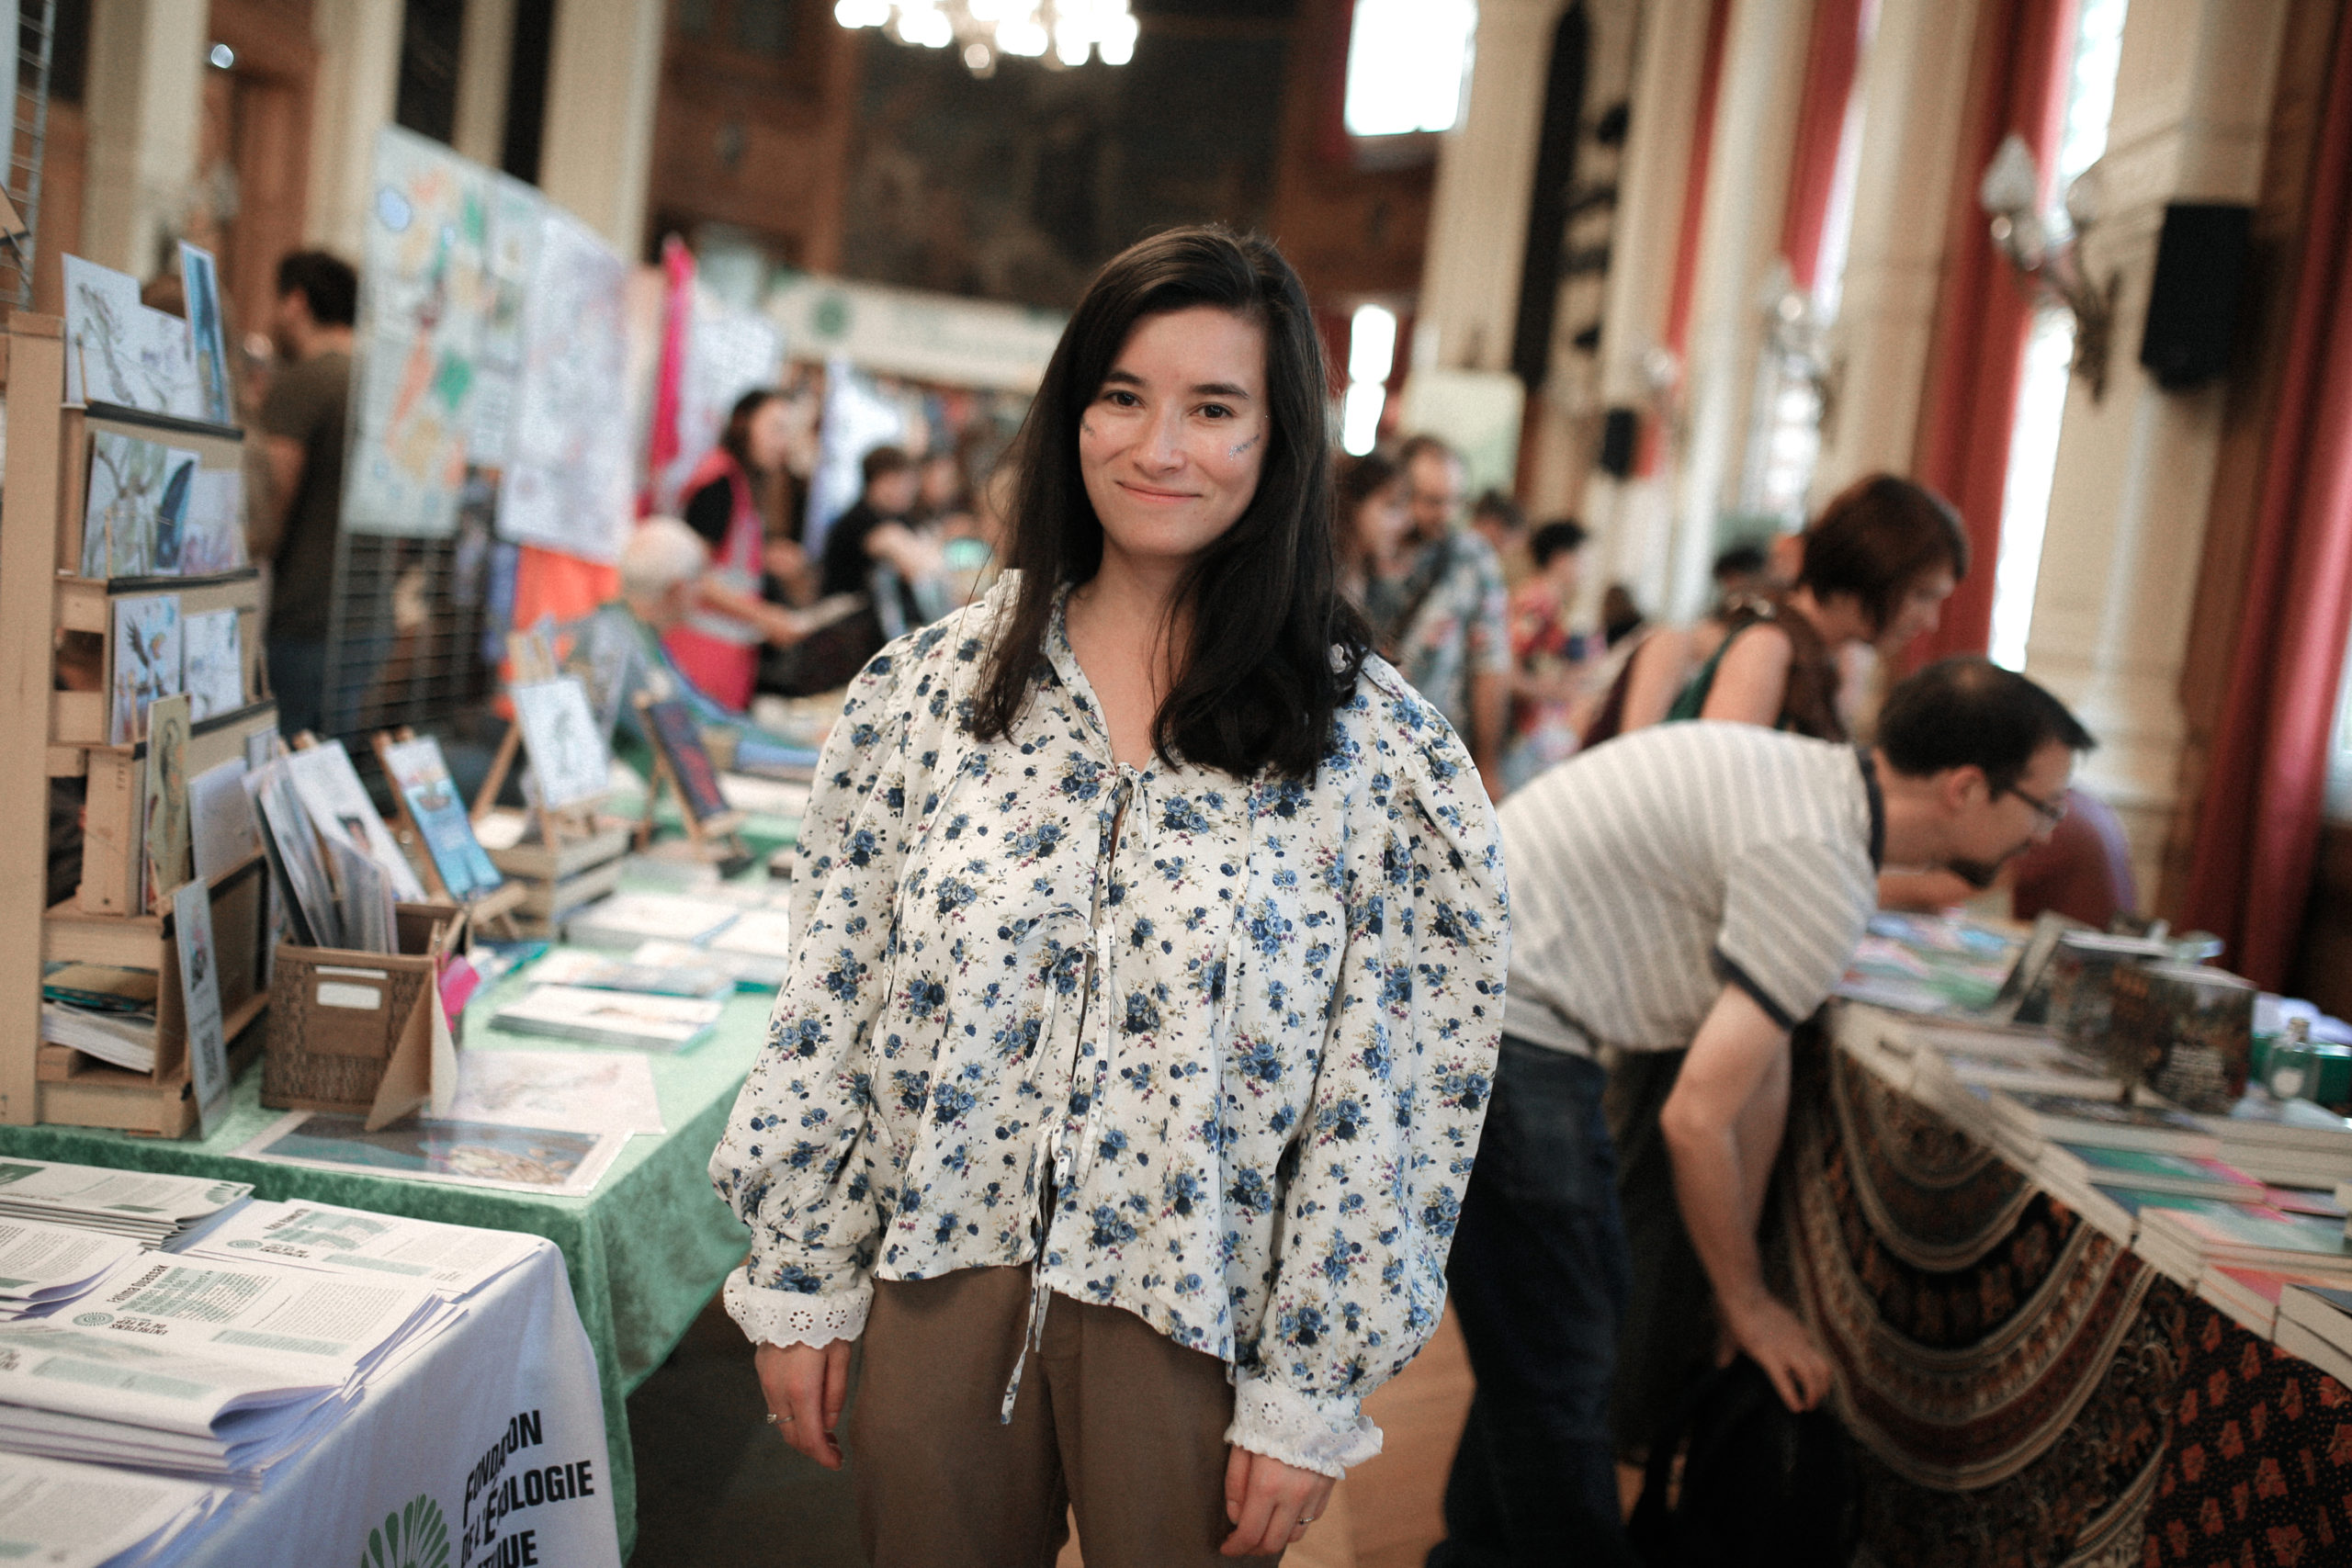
[1658,472,1968,740]
[710,227,1510,1566]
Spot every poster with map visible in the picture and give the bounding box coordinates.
[498,206,633,562]
[343,126,539,537]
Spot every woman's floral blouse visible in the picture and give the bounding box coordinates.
[708,573,1510,1475]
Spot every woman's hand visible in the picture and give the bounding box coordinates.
[1221,1445,1336,1557]
[754,1339,854,1469]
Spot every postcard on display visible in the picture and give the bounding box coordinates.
[325,836,397,954]
[142,695,193,913]
[171,877,231,1136]
[235,1109,629,1197]
[62,254,141,407]
[246,761,340,949]
[133,304,206,420]
[110,593,183,746]
[175,1199,543,1299]
[178,468,248,575]
[83,433,197,579]
[187,759,260,883]
[511,675,609,809]
[642,698,731,825]
[447,1049,666,1135]
[380,735,503,901]
[181,608,244,720]
[283,739,430,903]
[179,242,234,425]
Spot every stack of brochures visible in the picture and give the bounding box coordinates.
[2136,1202,2352,1289]
[175,1199,545,1301]
[0,1452,226,1565]
[0,1248,458,1484]
[0,1217,146,1320]
[527,946,733,1000]
[491,985,726,1051]
[0,1159,252,1248]
[629,937,787,992]
[562,891,741,949]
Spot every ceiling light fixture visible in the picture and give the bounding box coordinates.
[835,0,1138,77]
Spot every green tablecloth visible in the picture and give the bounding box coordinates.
[0,946,780,1560]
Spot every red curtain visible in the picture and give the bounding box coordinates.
[1908,0,2078,662]
[1779,0,1871,294]
[2181,9,2352,988]
[1638,0,1732,478]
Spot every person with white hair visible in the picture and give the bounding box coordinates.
[558,516,817,773]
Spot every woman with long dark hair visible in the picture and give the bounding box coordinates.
[663,387,808,710]
[710,227,1510,1564]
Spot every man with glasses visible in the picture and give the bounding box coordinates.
[1363,434,1513,798]
[1432,657,2093,1565]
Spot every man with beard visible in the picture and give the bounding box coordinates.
[1431,657,2092,1565]
[254,250,357,739]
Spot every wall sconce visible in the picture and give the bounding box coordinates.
[1980,132,2120,400]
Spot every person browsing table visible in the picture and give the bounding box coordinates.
[710,227,1510,1567]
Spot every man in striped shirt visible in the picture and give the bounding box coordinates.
[1432,658,2093,1564]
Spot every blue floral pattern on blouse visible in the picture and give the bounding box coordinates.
[709,574,1510,1472]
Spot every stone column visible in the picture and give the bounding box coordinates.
[81,0,208,278]
[1662,0,1811,620]
[1415,0,1574,374]
[2019,0,2294,901]
[1810,0,1981,498]
[1579,0,1715,620]
[454,0,520,170]
[303,0,403,258]
[537,0,668,256]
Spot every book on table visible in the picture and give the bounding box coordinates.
[2039,1143,2265,1201]
[1988,1089,2222,1157]
[489,984,725,1051]
[2138,1202,2352,1277]
[2199,1265,2352,1337]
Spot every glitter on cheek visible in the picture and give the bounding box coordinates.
[1227,434,1262,460]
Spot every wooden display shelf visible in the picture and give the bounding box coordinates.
[483,814,635,881]
[57,402,244,579]
[76,701,279,915]
[51,570,267,750]
[36,1008,268,1138]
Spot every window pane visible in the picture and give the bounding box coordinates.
[1345,0,1477,138]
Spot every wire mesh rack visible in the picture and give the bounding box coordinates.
[2,0,54,309]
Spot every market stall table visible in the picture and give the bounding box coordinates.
[1797,1002,2352,1563]
[0,964,779,1560]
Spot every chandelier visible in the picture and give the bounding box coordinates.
[832,0,1140,77]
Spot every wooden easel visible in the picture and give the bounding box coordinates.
[469,630,611,857]
[633,692,747,865]
[372,727,527,938]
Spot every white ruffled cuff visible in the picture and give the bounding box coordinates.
[723,1269,872,1348]
[1224,1374,1384,1478]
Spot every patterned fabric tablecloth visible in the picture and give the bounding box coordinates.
[1787,1020,2352,1567]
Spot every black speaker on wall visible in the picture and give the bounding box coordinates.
[2139,202,2252,389]
[1598,407,1641,478]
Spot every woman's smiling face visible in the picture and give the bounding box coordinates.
[1079,305,1271,576]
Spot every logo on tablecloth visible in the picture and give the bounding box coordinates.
[359,1495,451,1568]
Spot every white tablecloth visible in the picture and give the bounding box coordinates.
[163,1240,620,1568]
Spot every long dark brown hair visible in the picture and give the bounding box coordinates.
[970,227,1369,780]
[719,387,786,474]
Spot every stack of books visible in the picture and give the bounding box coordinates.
[37,964,162,1073]
[562,891,741,949]
[2197,1089,2352,1189]
[2135,1203,2352,1291]
[527,946,733,1000]
[2276,1283,2352,1385]
[0,1159,251,1248]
